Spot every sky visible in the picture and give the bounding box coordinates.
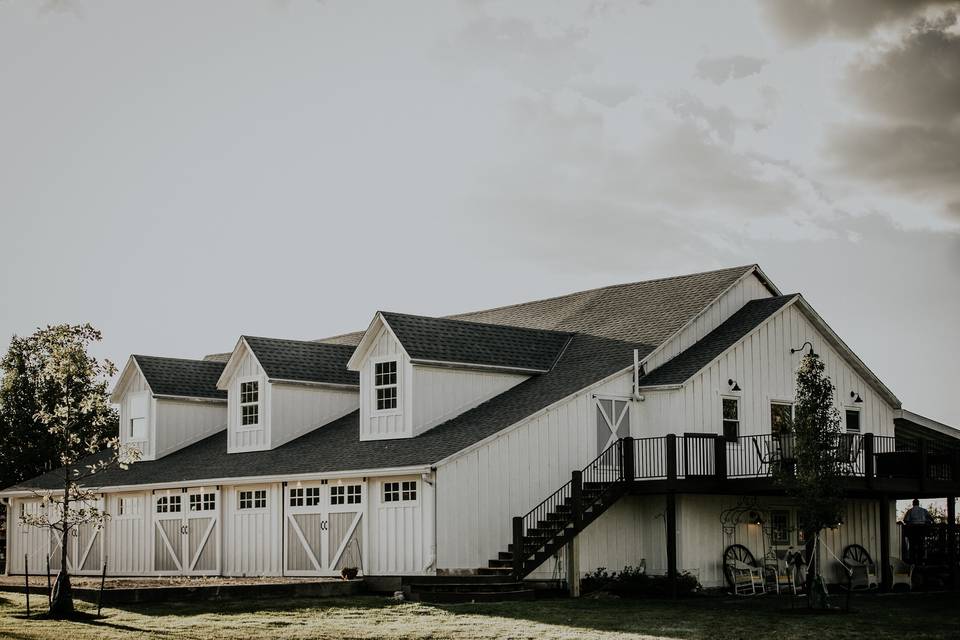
[1,0,958,426]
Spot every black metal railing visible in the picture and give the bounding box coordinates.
[633,436,668,480]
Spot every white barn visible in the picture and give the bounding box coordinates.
[2,265,958,598]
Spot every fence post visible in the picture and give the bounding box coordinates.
[666,434,677,486]
[512,516,524,580]
[714,436,727,482]
[864,433,875,488]
[24,555,29,618]
[622,437,635,482]
[571,470,583,531]
[46,555,51,606]
[97,556,108,617]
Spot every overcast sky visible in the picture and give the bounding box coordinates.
[1,0,958,426]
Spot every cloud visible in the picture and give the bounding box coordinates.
[695,55,767,84]
[761,0,955,43]
[846,16,960,124]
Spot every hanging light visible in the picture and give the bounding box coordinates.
[850,391,863,404]
[790,341,818,358]
[296,480,303,488]
[749,511,763,525]
[728,379,741,392]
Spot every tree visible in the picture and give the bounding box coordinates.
[775,351,845,608]
[0,334,118,490]
[2,324,136,618]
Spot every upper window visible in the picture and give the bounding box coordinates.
[721,397,739,442]
[770,509,791,545]
[771,402,793,437]
[384,480,417,503]
[374,361,398,411]
[845,409,861,433]
[240,380,259,426]
[289,486,321,508]
[156,495,182,514]
[128,392,148,440]
[331,484,362,505]
[239,489,267,510]
[189,492,216,512]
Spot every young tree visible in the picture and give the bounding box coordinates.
[3,324,136,618]
[775,350,845,608]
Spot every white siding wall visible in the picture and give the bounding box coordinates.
[104,492,151,575]
[155,399,227,459]
[436,371,635,572]
[359,327,413,440]
[644,272,773,372]
[270,383,359,448]
[638,302,896,438]
[118,370,155,460]
[6,499,50,574]
[411,366,528,437]
[222,483,282,576]
[368,475,431,575]
[226,347,271,453]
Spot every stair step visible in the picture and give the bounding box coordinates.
[487,558,512,568]
[497,551,513,561]
[477,567,513,576]
[402,574,513,585]
[411,581,523,593]
[413,589,535,604]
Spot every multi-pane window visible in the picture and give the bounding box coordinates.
[374,361,398,411]
[128,393,148,440]
[385,480,417,502]
[845,409,861,433]
[722,397,739,442]
[289,487,321,507]
[238,489,267,510]
[331,484,362,505]
[156,495,182,513]
[189,493,216,512]
[770,510,791,545]
[240,380,259,426]
[771,402,793,437]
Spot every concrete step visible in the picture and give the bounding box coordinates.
[410,581,523,593]
[412,589,536,604]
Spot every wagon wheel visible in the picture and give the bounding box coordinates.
[842,544,873,568]
[723,544,757,590]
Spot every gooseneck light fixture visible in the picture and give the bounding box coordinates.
[728,379,741,392]
[790,341,818,358]
[850,391,863,404]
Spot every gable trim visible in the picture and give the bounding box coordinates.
[346,312,410,372]
[111,356,153,403]
[215,337,266,390]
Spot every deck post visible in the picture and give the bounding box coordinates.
[512,516,524,580]
[713,436,727,483]
[879,495,892,592]
[571,470,583,531]
[566,537,581,598]
[948,496,957,591]
[666,434,677,486]
[666,492,678,599]
[864,433,875,488]
[622,437,635,482]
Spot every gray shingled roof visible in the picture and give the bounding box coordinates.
[243,337,359,386]
[133,356,227,400]
[638,295,797,387]
[380,311,572,372]
[9,266,757,491]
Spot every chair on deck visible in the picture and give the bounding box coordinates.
[890,557,914,591]
[723,544,765,596]
[751,438,774,476]
[841,544,878,590]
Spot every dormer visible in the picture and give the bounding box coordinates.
[111,355,228,461]
[347,312,572,441]
[216,336,360,453]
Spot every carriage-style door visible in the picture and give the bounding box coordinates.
[152,488,220,575]
[49,497,104,575]
[284,480,365,577]
[596,397,631,455]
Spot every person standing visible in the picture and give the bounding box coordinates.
[903,499,934,564]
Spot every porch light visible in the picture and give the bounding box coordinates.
[296,480,302,488]
[728,379,741,392]
[850,391,863,404]
[749,511,763,525]
[790,341,818,358]
[337,478,344,486]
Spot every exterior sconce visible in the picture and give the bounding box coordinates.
[850,391,863,404]
[749,511,763,525]
[790,341,818,358]
[728,379,741,392]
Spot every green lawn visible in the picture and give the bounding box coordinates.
[1,590,958,639]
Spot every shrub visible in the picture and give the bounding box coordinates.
[581,566,701,597]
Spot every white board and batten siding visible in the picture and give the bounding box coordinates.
[270,383,359,447]
[367,475,434,575]
[411,366,527,437]
[222,483,283,576]
[118,368,156,460]
[6,498,49,574]
[105,492,151,575]
[154,399,226,459]
[639,300,896,438]
[436,370,636,573]
[359,325,413,440]
[225,347,271,453]
[644,271,774,373]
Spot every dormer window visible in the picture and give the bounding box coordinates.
[128,392,148,440]
[374,360,398,411]
[240,380,259,426]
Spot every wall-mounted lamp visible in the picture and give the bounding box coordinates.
[749,511,763,525]
[790,341,818,357]
[728,379,741,392]
[850,391,863,404]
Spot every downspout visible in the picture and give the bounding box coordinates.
[422,471,437,573]
[632,349,645,402]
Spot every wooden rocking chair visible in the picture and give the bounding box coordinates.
[841,544,878,590]
[724,544,765,596]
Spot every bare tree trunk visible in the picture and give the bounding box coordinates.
[49,387,75,619]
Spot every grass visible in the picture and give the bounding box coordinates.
[0,590,958,639]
